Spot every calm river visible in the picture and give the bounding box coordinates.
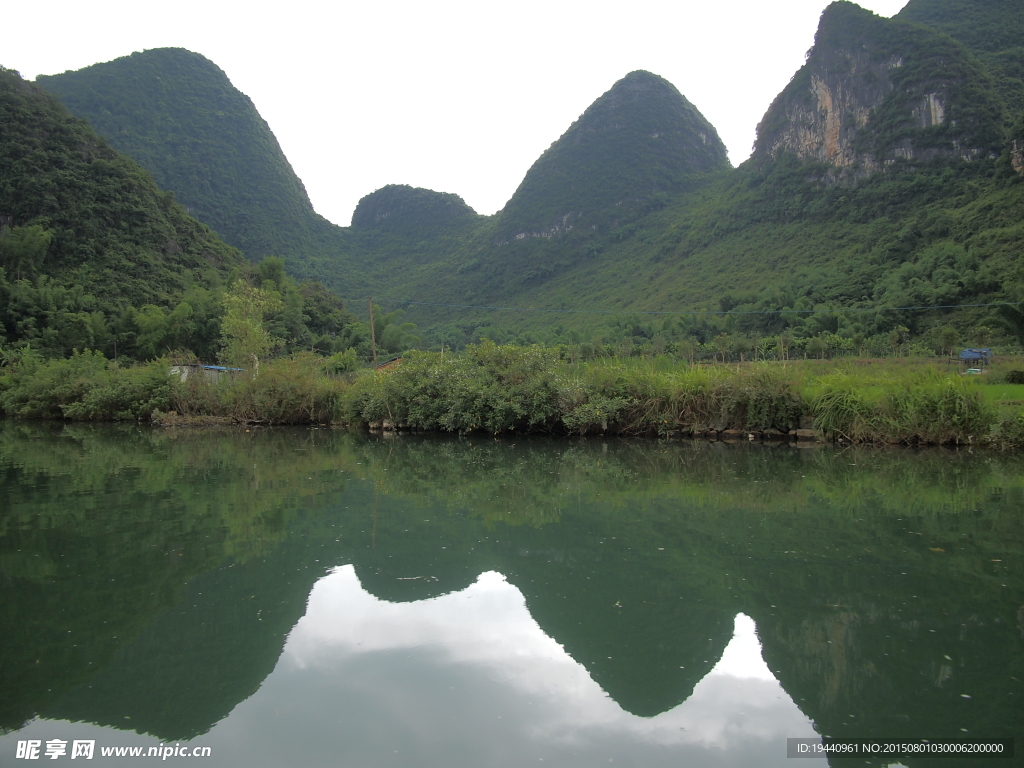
[1,423,1021,766]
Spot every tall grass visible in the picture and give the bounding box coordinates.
[808,370,994,444]
[0,344,1012,446]
[167,354,345,424]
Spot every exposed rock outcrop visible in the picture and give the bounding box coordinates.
[1012,139,1024,176]
[753,1,1004,180]
[1007,113,1024,177]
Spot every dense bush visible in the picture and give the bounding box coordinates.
[0,350,171,420]
[991,413,1024,450]
[346,342,568,433]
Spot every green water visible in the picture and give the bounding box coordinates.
[1,423,1022,766]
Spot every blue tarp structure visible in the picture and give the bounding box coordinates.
[958,348,992,363]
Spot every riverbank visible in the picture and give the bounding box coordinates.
[2,344,1023,448]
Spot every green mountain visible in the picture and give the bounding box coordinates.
[496,70,730,241]
[398,0,1021,349]
[24,0,1024,356]
[352,184,480,238]
[36,48,359,292]
[346,70,735,333]
[753,1,1004,175]
[355,0,1022,349]
[0,66,360,362]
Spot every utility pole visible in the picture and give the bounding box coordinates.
[369,297,377,365]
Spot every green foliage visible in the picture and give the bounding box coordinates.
[0,66,244,358]
[809,370,994,443]
[371,305,421,355]
[340,345,999,444]
[16,15,1024,357]
[1,340,1020,445]
[898,0,1024,108]
[218,354,343,424]
[325,348,359,375]
[991,412,1024,449]
[0,225,51,281]
[218,280,283,368]
[0,66,243,303]
[0,65,361,365]
[348,342,567,433]
[0,351,171,420]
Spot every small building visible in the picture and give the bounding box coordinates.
[958,348,992,373]
[169,364,244,382]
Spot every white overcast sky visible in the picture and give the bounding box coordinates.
[6,0,908,226]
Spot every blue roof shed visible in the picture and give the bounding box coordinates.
[958,348,992,362]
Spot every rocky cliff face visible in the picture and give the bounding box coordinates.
[1012,138,1024,176]
[753,1,1004,179]
[1007,113,1024,177]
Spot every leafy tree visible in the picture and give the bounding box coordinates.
[257,257,287,292]
[369,306,422,357]
[807,336,828,360]
[219,281,283,370]
[0,225,51,281]
[135,305,171,360]
[939,325,959,355]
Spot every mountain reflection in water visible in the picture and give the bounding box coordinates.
[1,424,1022,766]
[240,567,815,766]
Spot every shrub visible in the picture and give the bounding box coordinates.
[223,354,344,424]
[0,351,171,420]
[990,413,1024,449]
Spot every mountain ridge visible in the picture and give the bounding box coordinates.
[20,0,1024,354]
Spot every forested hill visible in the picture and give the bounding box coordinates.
[0,65,244,354]
[37,49,360,292]
[753,1,1004,174]
[495,70,731,242]
[897,0,1024,108]
[0,67,362,362]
